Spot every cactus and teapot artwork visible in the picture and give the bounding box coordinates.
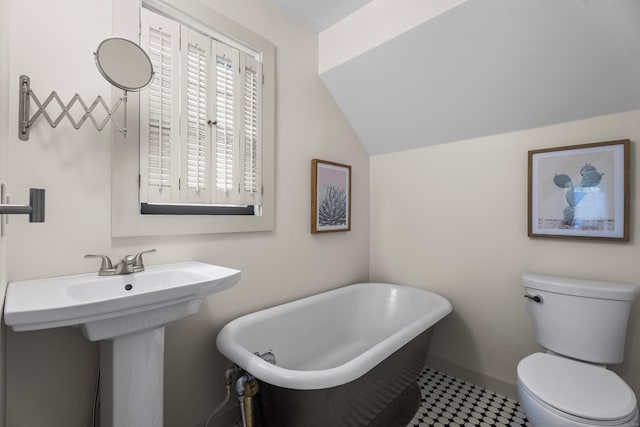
[552,163,604,226]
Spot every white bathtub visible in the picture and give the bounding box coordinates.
[216,282,452,426]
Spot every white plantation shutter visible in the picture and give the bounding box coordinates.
[140,8,181,203]
[212,42,241,203]
[180,27,211,203]
[239,53,262,205]
[139,8,263,210]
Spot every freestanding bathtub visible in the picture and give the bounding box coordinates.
[216,282,452,426]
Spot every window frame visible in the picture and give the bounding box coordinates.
[111,0,274,237]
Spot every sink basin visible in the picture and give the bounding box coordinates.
[4,261,241,340]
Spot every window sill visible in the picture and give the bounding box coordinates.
[140,203,256,216]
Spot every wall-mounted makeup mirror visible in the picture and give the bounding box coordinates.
[18,38,154,141]
[94,38,154,92]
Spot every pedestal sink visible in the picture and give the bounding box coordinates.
[4,261,241,427]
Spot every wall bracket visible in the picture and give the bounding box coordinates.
[18,75,127,141]
[0,185,45,228]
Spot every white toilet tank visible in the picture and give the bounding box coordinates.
[522,273,639,364]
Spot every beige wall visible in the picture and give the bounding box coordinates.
[0,0,9,422]
[370,109,640,398]
[4,0,369,426]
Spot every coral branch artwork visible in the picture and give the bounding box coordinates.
[528,140,629,241]
[312,159,351,233]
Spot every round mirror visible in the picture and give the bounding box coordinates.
[94,38,154,91]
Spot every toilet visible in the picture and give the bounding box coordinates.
[517,273,640,427]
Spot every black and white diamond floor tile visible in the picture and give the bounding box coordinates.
[409,367,530,427]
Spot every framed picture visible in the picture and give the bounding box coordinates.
[311,159,351,233]
[528,139,629,241]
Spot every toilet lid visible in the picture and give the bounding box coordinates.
[518,353,637,421]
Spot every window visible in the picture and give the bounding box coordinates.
[111,0,274,237]
[139,7,262,212]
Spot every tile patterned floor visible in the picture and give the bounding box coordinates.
[409,367,530,427]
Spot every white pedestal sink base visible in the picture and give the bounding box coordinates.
[100,327,165,427]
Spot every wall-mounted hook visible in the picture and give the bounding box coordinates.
[0,186,45,223]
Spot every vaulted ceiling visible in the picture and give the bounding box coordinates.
[270,0,371,32]
[273,0,640,155]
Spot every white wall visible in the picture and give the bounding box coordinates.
[370,109,640,398]
[4,0,369,426]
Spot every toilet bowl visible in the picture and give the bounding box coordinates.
[518,274,640,427]
[518,353,639,427]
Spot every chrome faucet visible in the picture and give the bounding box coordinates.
[85,249,157,276]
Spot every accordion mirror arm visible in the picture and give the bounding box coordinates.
[18,38,154,141]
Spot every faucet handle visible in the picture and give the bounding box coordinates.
[84,254,114,275]
[133,249,156,270]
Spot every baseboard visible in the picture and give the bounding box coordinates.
[426,355,519,401]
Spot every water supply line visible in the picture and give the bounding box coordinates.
[205,366,241,427]
[92,367,100,427]
[205,351,276,427]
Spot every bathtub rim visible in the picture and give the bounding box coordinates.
[216,282,452,390]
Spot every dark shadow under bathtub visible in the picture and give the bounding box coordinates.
[255,329,432,427]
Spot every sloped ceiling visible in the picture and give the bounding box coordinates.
[270,0,371,32]
[318,0,640,155]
